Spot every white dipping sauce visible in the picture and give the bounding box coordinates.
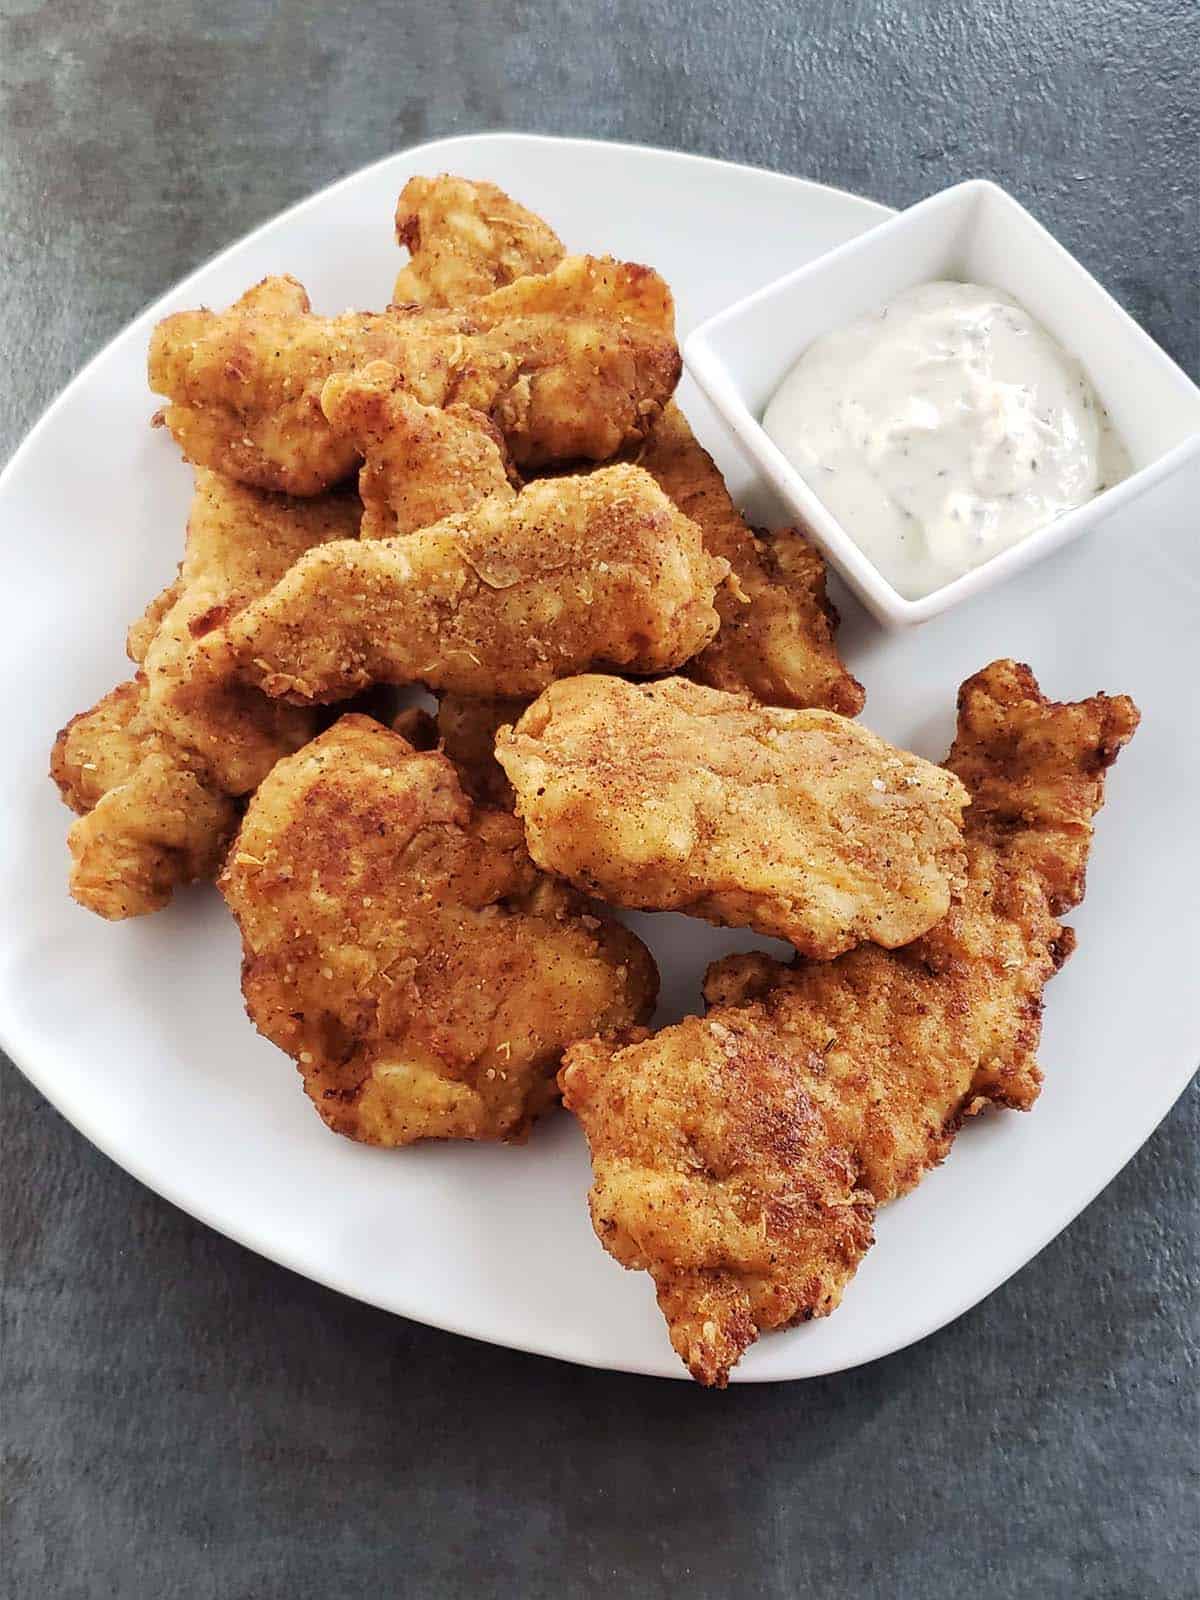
[763,281,1128,600]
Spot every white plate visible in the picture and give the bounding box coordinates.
[1,133,1195,1384]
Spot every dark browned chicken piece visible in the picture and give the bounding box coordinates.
[635,405,864,714]
[435,694,528,808]
[562,660,1138,1384]
[388,697,521,807]
[221,715,657,1144]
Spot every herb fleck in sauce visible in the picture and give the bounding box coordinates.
[763,281,1129,600]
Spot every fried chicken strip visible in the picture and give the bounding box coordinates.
[636,405,865,714]
[220,465,728,703]
[497,675,967,956]
[140,471,362,793]
[392,173,862,713]
[50,473,361,918]
[393,173,565,306]
[149,256,680,495]
[220,715,657,1144]
[50,679,238,919]
[561,660,1139,1384]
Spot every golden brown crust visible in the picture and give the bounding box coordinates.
[393,174,565,307]
[220,715,657,1144]
[945,657,1141,917]
[561,1023,875,1387]
[126,576,184,665]
[148,256,681,494]
[50,679,238,919]
[50,472,361,917]
[141,471,362,795]
[497,674,967,956]
[393,175,862,713]
[562,660,1138,1383]
[221,465,729,703]
[636,405,865,714]
[321,363,516,538]
[52,680,152,816]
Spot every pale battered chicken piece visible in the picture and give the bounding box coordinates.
[436,694,528,808]
[497,675,968,957]
[562,660,1138,1383]
[320,363,515,538]
[220,466,728,703]
[50,679,238,919]
[390,174,863,713]
[125,575,183,664]
[393,173,565,306]
[637,406,865,714]
[148,255,680,494]
[220,716,657,1144]
[140,471,362,793]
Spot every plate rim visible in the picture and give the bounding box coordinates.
[2,131,1194,1384]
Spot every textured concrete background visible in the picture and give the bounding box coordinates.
[2,1,1197,1595]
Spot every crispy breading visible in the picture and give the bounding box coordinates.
[636,404,865,714]
[148,256,680,494]
[50,473,361,917]
[561,660,1139,1383]
[436,694,527,808]
[220,465,729,703]
[393,173,565,306]
[497,674,967,956]
[126,575,183,664]
[563,1016,875,1385]
[220,715,657,1144]
[53,680,161,815]
[321,363,515,538]
[141,471,362,793]
[389,174,862,712]
[50,680,238,919]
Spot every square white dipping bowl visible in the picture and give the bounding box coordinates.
[684,178,1200,626]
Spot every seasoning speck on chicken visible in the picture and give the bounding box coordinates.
[497,673,968,957]
[218,467,730,704]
